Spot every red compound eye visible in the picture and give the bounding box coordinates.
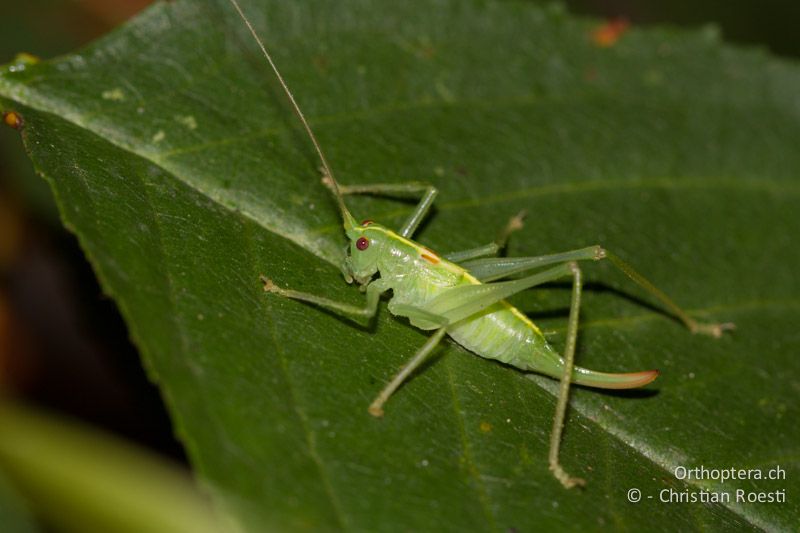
[356,237,369,250]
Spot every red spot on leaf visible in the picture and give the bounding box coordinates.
[592,17,630,48]
[3,111,23,130]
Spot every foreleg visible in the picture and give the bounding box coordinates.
[261,276,387,325]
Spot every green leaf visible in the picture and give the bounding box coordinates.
[0,404,227,533]
[0,470,38,533]
[1,0,797,530]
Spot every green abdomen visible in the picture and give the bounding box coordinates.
[447,302,562,371]
[375,229,657,390]
[384,261,562,372]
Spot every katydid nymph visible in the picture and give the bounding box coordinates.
[228,0,734,488]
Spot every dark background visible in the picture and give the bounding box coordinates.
[1,0,797,464]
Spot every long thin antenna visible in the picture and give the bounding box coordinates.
[227,0,354,225]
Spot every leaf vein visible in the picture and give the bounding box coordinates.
[244,226,350,530]
[443,356,498,532]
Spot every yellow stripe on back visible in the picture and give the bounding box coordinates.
[376,225,544,336]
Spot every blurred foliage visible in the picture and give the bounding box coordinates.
[0,470,37,533]
[0,403,228,533]
[568,0,800,57]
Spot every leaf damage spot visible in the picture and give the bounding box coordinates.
[101,88,126,101]
[399,35,436,59]
[479,421,492,433]
[434,80,455,103]
[6,52,39,73]
[312,54,329,74]
[591,17,630,48]
[643,69,665,86]
[176,115,198,130]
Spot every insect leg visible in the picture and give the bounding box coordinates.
[368,327,448,417]
[411,263,588,486]
[462,246,603,281]
[444,210,526,262]
[424,263,576,325]
[328,181,437,238]
[599,250,735,337]
[443,243,499,263]
[461,247,734,337]
[548,262,586,489]
[387,304,449,330]
[261,276,387,324]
